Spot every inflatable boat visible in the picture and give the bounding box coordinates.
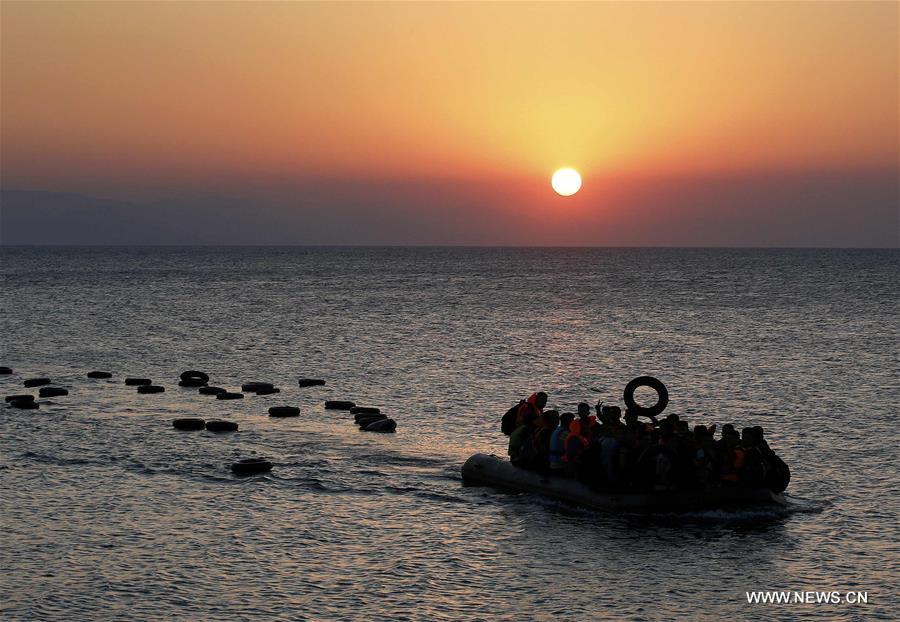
[462,453,788,512]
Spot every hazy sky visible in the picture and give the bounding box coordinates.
[1,1,897,246]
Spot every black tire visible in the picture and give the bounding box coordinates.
[254,388,280,396]
[39,387,68,398]
[199,386,227,395]
[298,378,325,387]
[180,370,210,383]
[5,394,35,403]
[269,406,300,418]
[125,378,152,386]
[623,376,669,418]
[206,420,238,433]
[231,458,272,475]
[355,411,387,423]
[242,382,274,393]
[173,418,206,431]
[10,399,38,410]
[217,392,244,400]
[0,366,12,374]
[87,371,112,379]
[23,378,51,388]
[350,406,380,415]
[363,418,397,433]
[137,385,165,394]
[324,400,355,410]
[356,414,388,427]
[178,379,207,387]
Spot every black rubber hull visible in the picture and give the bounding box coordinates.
[461,453,788,512]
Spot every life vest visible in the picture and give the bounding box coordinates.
[516,393,543,427]
[569,415,596,439]
[564,431,587,463]
[563,416,596,462]
[549,427,568,466]
[721,447,746,482]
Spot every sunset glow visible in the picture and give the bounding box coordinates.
[0,1,897,246]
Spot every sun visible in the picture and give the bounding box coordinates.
[551,168,582,196]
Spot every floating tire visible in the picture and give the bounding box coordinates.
[5,394,34,403]
[623,376,669,418]
[217,392,244,400]
[350,406,380,415]
[354,410,386,422]
[179,379,207,388]
[10,399,38,410]
[242,382,274,393]
[364,418,397,433]
[355,412,387,424]
[137,385,165,394]
[39,387,68,398]
[298,378,326,387]
[206,420,238,433]
[269,406,300,418]
[125,378,152,386]
[324,400,356,410]
[199,386,227,396]
[231,458,272,476]
[173,418,206,431]
[87,371,112,379]
[255,387,280,396]
[23,378,51,388]
[356,415,388,428]
[0,366,12,374]
[180,370,210,384]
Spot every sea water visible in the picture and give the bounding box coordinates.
[1,247,897,620]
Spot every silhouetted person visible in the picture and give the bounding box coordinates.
[516,392,547,427]
[569,402,596,440]
[509,410,537,465]
[522,410,560,473]
[549,412,575,473]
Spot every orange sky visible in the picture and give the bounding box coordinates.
[0,2,897,245]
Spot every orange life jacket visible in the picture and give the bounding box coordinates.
[563,416,595,461]
[721,447,746,482]
[569,415,596,439]
[515,393,543,427]
[564,432,586,462]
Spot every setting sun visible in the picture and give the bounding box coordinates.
[0,3,897,620]
[551,168,582,196]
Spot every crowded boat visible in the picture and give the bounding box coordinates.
[491,378,791,497]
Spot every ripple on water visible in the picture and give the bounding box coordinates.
[2,247,898,620]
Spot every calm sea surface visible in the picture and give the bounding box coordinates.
[1,247,897,621]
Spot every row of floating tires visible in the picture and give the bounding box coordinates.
[7,374,324,404]
[6,373,392,430]
[6,387,68,408]
[173,418,238,432]
[2,368,295,474]
[324,401,398,432]
[170,414,267,475]
[4,367,394,471]
[2,367,322,385]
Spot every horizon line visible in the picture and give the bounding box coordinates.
[1,244,897,251]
